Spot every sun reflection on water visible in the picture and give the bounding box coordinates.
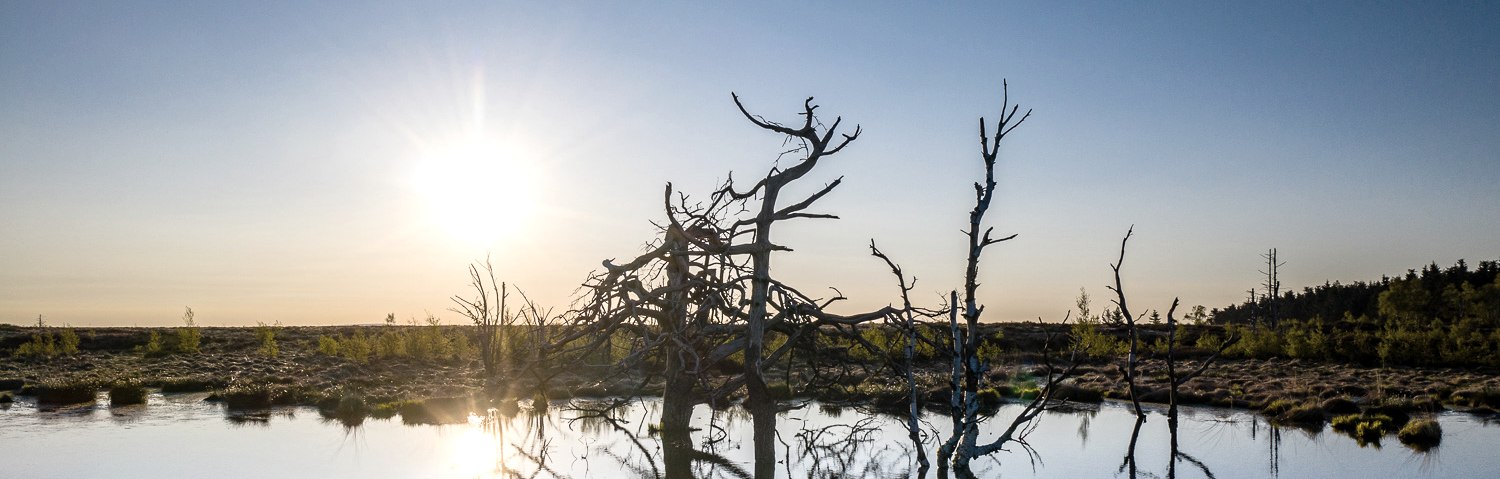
[447,409,510,478]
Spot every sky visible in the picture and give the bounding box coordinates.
[2,1,1497,326]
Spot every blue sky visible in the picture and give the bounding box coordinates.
[3,1,1497,325]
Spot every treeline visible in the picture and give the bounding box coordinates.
[1207,259,1500,367]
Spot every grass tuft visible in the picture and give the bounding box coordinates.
[1451,388,1500,409]
[1259,398,1300,416]
[35,379,98,406]
[1332,413,1393,445]
[1320,396,1360,415]
[1053,384,1104,403]
[976,388,1003,409]
[159,377,218,393]
[1278,403,1326,426]
[317,395,368,427]
[109,382,148,406]
[1397,418,1442,449]
[219,384,276,410]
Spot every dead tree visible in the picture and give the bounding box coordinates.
[450,257,509,381]
[1260,248,1284,329]
[870,241,930,475]
[1108,227,1147,422]
[550,94,896,478]
[1110,229,1238,477]
[1164,296,1237,477]
[927,82,1081,477]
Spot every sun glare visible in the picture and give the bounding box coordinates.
[411,136,538,245]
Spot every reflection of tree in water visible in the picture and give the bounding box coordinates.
[786,414,910,478]
[1117,410,1221,479]
[1073,405,1100,445]
[568,398,662,479]
[470,399,937,479]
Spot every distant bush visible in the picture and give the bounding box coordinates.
[1226,324,1283,358]
[139,330,166,357]
[255,322,280,358]
[176,307,201,354]
[975,332,1006,363]
[339,332,372,364]
[317,318,474,363]
[58,327,80,355]
[1282,320,1327,360]
[1208,261,1500,368]
[1071,289,1126,359]
[316,335,340,357]
[12,326,80,359]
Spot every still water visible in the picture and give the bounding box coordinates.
[1,391,1496,478]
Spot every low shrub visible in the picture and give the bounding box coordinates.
[177,307,201,354]
[338,332,372,364]
[138,330,166,357]
[255,322,280,358]
[316,336,340,357]
[12,328,80,359]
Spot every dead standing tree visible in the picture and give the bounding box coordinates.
[870,242,932,475]
[451,257,509,381]
[1110,228,1238,477]
[1106,227,1160,476]
[552,94,896,478]
[1260,248,1284,329]
[929,83,1081,477]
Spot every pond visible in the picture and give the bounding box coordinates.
[1,391,1496,478]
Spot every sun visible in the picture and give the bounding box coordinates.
[410,135,538,245]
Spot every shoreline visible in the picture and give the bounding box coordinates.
[3,325,1498,427]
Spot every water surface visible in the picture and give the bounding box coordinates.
[1,392,1496,478]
